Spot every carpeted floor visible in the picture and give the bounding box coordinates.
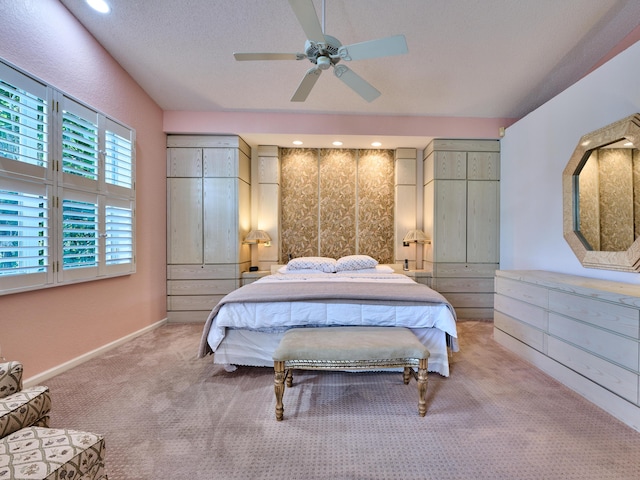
[45,321,640,479]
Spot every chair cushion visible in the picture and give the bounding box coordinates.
[0,362,23,400]
[0,387,51,438]
[0,427,107,480]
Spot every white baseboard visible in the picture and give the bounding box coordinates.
[24,318,168,388]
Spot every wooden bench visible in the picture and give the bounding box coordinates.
[272,326,430,420]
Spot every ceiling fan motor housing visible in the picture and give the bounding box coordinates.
[305,35,342,66]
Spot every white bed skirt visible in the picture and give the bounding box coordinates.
[213,327,454,377]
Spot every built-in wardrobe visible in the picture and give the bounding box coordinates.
[423,139,500,319]
[166,135,251,323]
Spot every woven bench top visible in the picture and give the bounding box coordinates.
[273,326,430,362]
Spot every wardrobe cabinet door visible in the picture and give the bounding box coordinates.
[167,178,203,264]
[167,148,202,177]
[203,178,239,264]
[467,180,499,263]
[434,180,466,262]
[467,152,499,180]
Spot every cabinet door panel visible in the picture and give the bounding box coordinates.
[204,178,238,263]
[167,178,203,264]
[467,181,499,263]
[467,152,500,180]
[203,148,238,178]
[167,148,202,177]
[434,151,466,179]
[434,180,466,262]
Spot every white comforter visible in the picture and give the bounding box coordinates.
[206,272,458,353]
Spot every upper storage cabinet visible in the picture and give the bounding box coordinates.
[424,139,500,264]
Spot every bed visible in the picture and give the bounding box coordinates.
[197,256,458,376]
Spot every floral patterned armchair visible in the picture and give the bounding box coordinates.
[0,361,51,438]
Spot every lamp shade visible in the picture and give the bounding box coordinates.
[244,229,272,244]
[403,229,429,244]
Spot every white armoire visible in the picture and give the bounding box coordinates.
[166,135,251,322]
[423,139,500,319]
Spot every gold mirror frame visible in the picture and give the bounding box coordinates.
[563,113,640,272]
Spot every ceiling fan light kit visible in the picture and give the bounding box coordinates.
[233,0,408,102]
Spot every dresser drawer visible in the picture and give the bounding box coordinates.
[495,276,548,308]
[167,279,237,295]
[494,311,546,352]
[549,313,638,370]
[494,293,547,331]
[549,290,639,338]
[168,294,225,311]
[548,336,638,403]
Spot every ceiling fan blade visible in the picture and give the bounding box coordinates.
[337,34,408,61]
[291,67,322,102]
[234,52,306,61]
[333,65,380,102]
[288,0,326,44]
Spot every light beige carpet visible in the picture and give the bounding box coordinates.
[46,321,640,479]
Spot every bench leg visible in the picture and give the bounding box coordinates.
[417,358,428,417]
[286,368,293,387]
[403,367,411,384]
[274,361,285,421]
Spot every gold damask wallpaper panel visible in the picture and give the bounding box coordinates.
[358,150,394,263]
[280,148,395,263]
[280,148,319,260]
[634,149,640,242]
[578,152,600,250]
[319,149,357,259]
[599,149,634,251]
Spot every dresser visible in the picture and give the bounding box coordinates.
[494,270,640,432]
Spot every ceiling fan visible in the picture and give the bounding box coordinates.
[233,0,408,102]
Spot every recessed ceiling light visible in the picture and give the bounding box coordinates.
[371,142,382,147]
[332,141,343,146]
[292,140,303,145]
[87,0,110,14]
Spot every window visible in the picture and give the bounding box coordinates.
[0,59,135,295]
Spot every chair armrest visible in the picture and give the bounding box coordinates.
[0,386,51,437]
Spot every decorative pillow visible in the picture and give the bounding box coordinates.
[336,255,378,272]
[277,266,329,274]
[336,265,394,275]
[286,256,337,273]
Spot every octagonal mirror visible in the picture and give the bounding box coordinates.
[563,113,640,272]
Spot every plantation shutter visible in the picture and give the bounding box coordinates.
[0,65,50,180]
[0,178,52,292]
[59,189,99,282]
[0,59,136,294]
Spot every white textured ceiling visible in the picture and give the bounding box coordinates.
[59,0,640,148]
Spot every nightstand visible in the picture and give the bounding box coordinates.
[241,270,270,286]
[403,270,433,288]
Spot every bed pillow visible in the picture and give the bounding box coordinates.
[286,256,337,273]
[336,255,378,272]
[278,266,329,274]
[336,265,395,275]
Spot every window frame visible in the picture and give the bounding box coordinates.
[0,58,136,295]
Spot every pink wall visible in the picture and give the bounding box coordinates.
[0,0,167,379]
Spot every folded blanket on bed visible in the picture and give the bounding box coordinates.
[198,280,456,358]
